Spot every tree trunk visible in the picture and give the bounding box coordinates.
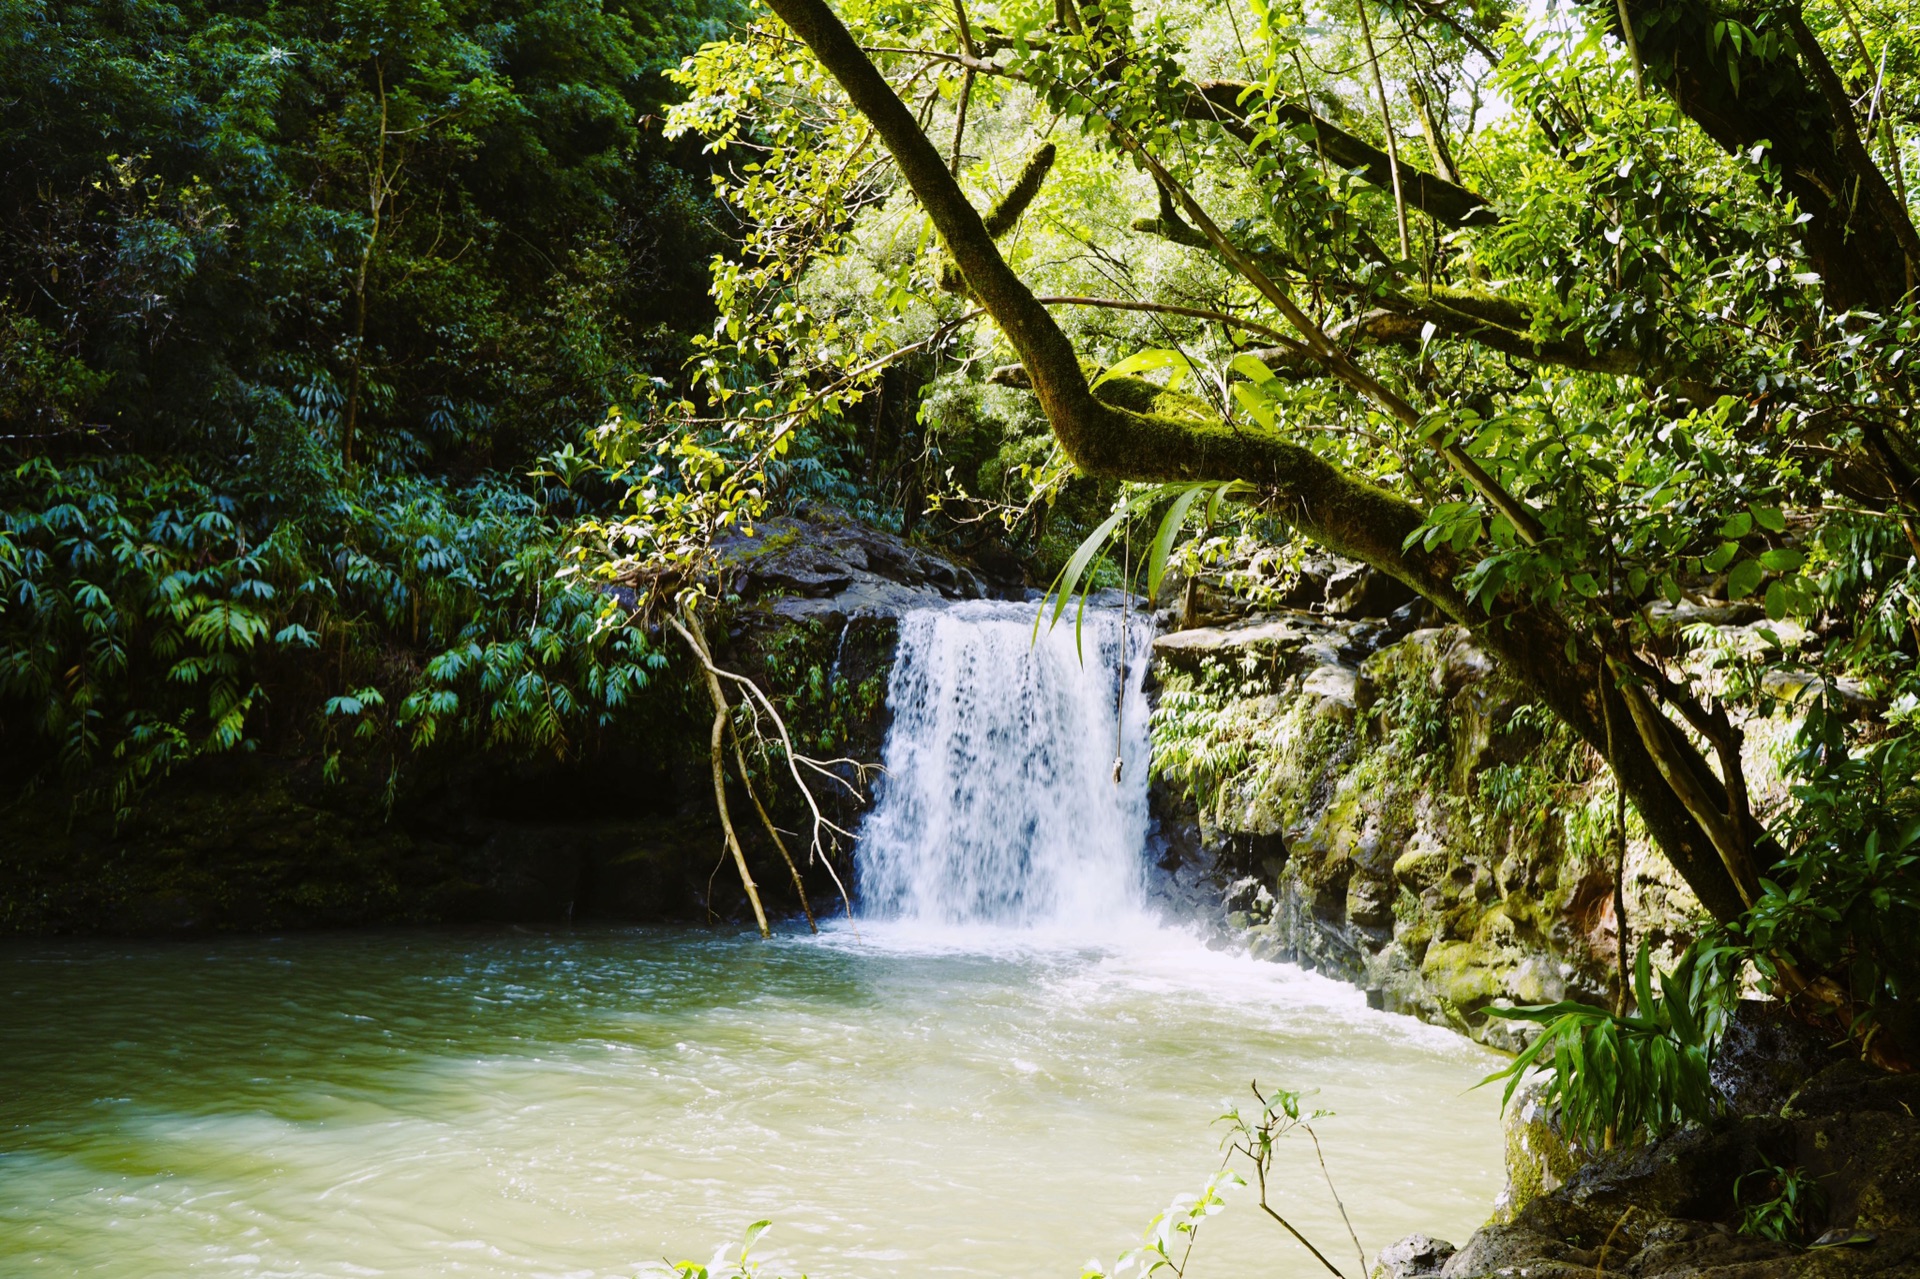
[1605,0,1920,310]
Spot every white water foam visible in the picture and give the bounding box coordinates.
[856,600,1157,930]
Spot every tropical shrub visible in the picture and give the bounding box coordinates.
[0,455,666,817]
[1482,945,1726,1149]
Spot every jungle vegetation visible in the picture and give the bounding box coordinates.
[599,0,1920,1061]
[7,0,1920,1073]
[0,0,739,813]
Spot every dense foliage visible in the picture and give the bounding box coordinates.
[0,0,733,807]
[1484,944,1725,1148]
[1,455,665,817]
[2,0,731,468]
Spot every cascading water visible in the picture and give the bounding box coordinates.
[856,600,1156,927]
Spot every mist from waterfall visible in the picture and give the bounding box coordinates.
[855,601,1156,929]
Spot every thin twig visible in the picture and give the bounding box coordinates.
[730,719,819,932]
[1304,1125,1366,1279]
[1354,0,1410,259]
[669,610,771,938]
[1033,295,1311,354]
[676,611,860,927]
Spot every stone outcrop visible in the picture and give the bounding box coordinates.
[717,506,993,624]
[1364,1004,1916,1279]
[1434,1059,1920,1277]
[1146,605,1702,1050]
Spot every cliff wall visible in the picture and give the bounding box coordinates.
[1145,602,1706,1050]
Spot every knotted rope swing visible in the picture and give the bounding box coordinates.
[1114,518,1129,786]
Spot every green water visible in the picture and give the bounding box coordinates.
[0,925,1504,1278]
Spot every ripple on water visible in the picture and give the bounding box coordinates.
[0,925,1503,1279]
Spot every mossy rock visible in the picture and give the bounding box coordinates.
[1394,844,1451,891]
[1489,1073,1586,1225]
[1420,939,1507,1019]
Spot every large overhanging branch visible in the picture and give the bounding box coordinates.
[758,0,1752,925]
[1110,132,1550,547]
[919,31,1501,229]
[1185,80,1500,228]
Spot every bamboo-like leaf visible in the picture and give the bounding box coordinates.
[1091,348,1189,389]
[1034,504,1131,647]
[1231,380,1275,428]
[1147,487,1207,601]
[1074,551,1105,662]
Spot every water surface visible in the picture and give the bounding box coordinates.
[0,924,1502,1279]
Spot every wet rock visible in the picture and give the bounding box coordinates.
[1489,1072,1586,1224]
[1151,614,1358,678]
[1371,1232,1455,1279]
[1444,1060,1920,1277]
[716,508,989,623]
[1145,616,1643,1050]
[1713,999,1849,1116]
[1325,562,1418,619]
[1347,871,1397,932]
[1647,597,1766,628]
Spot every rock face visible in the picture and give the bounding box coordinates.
[717,507,992,624]
[0,750,728,933]
[1146,608,1701,1049]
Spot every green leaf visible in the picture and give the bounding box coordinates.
[1727,557,1765,599]
[1750,504,1787,532]
[1147,487,1206,601]
[1229,352,1276,383]
[1036,503,1130,645]
[1765,579,1790,621]
[1704,541,1740,572]
[1720,512,1753,538]
[1092,348,1187,389]
[1758,547,1804,572]
[1231,381,1274,429]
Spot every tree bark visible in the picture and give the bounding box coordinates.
[1603,0,1920,311]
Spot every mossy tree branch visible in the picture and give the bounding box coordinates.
[759,0,1753,924]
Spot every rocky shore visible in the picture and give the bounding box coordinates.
[1135,562,1918,1278]
[1375,1033,1920,1277]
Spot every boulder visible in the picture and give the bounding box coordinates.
[1371,1233,1455,1279]
[716,508,989,623]
[1445,1062,1920,1277]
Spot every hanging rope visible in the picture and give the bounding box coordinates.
[1114,517,1129,786]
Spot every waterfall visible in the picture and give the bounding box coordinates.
[856,601,1155,928]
